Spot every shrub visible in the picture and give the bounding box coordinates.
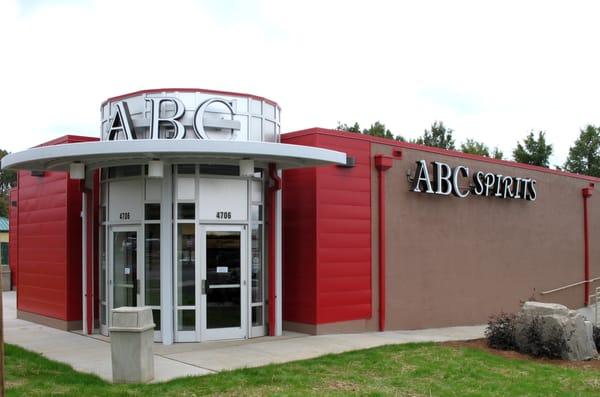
[521,315,569,359]
[485,312,517,350]
[593,325,600,351]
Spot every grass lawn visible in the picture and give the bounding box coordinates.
[4,342,600,396]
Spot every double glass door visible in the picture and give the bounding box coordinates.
[176,224,247,342]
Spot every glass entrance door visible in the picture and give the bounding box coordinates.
[109,226,142,327]
[200,225,247,340]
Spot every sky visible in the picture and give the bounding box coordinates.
[2,0,600,167]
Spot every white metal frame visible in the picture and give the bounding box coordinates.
[108,225,143,329]
[199,224,248,341]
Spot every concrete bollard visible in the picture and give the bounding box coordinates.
[109,307,155,383]
[1,265,11,291]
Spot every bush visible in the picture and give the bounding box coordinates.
[521,315,569,359]
[593,325,600,351]
[485,312,517,350]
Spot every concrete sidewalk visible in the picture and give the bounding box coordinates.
[2,291,486,383]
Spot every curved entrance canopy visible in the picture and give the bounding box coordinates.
[1,139,347,172]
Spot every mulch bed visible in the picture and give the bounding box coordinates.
[441,339,600,370]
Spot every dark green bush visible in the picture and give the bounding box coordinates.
[485,312,517,350]
[593,325,600,351]
[521,315,569,359]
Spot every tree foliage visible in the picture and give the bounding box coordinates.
[460,139,504,160]
[491,147,504,160]
[415,121,455,150]
[461,139,489,157]
[512,131,553,168]
[0,149,17,218]
[564,125,600,177]
[336,121,405,141]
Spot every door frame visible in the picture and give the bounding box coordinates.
[107,225,143,329]
[199,224,248,341]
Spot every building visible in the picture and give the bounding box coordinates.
[0,217,8,267]
[3,88,598,344]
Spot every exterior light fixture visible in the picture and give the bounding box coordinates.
[69,162,85,180]
[148,160,164,178]
[239,159,254,177]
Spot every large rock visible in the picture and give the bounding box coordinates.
[515,301,598,361]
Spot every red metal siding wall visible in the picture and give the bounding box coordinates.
[314,134,372,323]
[282,134,318,324]
[15,135,97,322]
[9,188,18,288]
[282,131,372,325]
[17,169,70,319]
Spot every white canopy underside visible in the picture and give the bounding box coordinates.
[1,139,347,171]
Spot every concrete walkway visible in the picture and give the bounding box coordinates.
[2,291,486,383]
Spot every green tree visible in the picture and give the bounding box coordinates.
[491,147,504,160]
[363,121,394,139]
[415,121,455,150]
[0,149,16,195]
[460,139,490,157]
[564,125,600,177]
[336,121,405,141]
[336,122,361,133]
[512,131,553,167]
[0,149,17,218]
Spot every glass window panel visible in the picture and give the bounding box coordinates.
[152,309,161,331]
[177,310,195,331]
[250,117,262,141]
[177,164,196,174]
[251,224,263,303]
[263,120,275,142]
[250,99,262,114]
[177,203,195,220]
[252,306,263,326]
[206,231,241,329]
[108,165,142,178]
[100,304,106,326]
[198,164,240,176]
[251,205,262,221]
[99,226,106,301]
[264,103,275,120]
[145,224,161,306]
[177,224,195,306]
[113,231,138,308]
[145,204,160,221]
[251,181,263,203]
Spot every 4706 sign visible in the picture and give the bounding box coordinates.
[410,160,538,201]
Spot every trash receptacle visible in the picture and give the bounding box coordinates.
[109,306,155,383]
[1,265,11,291]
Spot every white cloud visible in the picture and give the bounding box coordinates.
[1,0,599,167]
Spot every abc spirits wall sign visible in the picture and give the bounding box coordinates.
[410,160,538,201]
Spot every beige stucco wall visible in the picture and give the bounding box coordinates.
[374,143,599,330]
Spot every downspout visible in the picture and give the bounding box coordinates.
[374,155,393,331]
[268,163,282,336]
[582,185,594,305]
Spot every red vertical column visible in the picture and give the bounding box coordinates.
[582,185,593,305]
[374,155,393,332]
